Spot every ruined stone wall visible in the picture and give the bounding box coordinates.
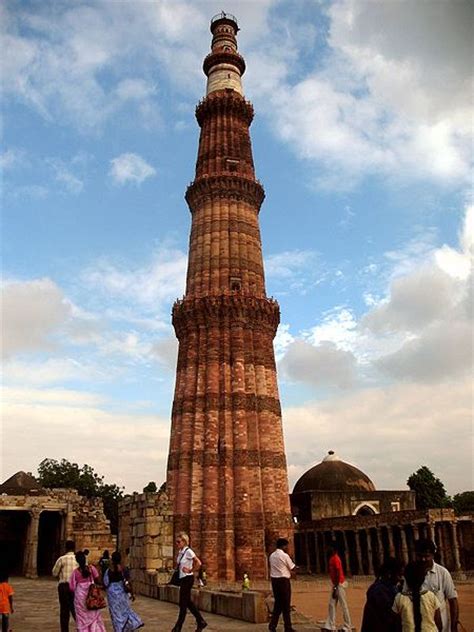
[0,489,114,575]
[118,489,174,593]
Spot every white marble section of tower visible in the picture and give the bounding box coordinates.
[205,12,244,96]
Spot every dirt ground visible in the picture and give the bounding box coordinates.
[291,578,474,631]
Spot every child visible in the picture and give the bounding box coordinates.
[393,561,442,632]
[0,570,14,632]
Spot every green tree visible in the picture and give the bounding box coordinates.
[452,491,474,515]
[407,466,451,510]
[37,458,124,534]
[143,481,157,493]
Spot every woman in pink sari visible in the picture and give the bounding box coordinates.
[69,551,107,632]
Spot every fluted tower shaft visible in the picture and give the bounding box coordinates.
[167,13,293,580]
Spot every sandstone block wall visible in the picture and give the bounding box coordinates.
[118,489,174,593]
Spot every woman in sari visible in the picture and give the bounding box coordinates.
[69,551,106,632]
[103,551,144,632]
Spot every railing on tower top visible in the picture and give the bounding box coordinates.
[211,11,238,26]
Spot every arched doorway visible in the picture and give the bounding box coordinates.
[37,511,62,575]
[354,504,377,516]
[0,510,30,575]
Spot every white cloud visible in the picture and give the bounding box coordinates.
[280,339,357,389]
[1,278,72,357]
[247,0,473,189]
[278,204,473,386]
[265,249,325,295]
[82,245,186,307]
[150,336,178,372]
[48,158,84,194]
[1,386,170,492]
[109,153,156,185]
[283,378,472,494]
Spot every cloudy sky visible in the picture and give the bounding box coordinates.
[2,0,472,496]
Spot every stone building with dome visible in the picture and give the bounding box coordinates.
[291,452,470,575]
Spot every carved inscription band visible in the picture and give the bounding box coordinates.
[168,449,288,470]
[172,393,281,416]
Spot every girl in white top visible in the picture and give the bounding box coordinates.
[393,561,442,632]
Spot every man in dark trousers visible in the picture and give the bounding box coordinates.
[52,540,78,632]
[268,537,297,632]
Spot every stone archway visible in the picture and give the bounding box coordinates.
[37,511,62,575]
[0,510,30,575]
[353,502,378,516]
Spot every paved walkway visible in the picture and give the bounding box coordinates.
[8,577,315,631]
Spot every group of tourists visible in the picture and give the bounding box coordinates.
[52,540,144,632]
[268,537,460,632]
[0,533,461,632]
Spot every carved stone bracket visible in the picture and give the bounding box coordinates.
[196,90,254,126]
[186,174,265,209]
[172,294,280,337]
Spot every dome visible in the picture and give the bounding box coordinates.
[293,451,376,494]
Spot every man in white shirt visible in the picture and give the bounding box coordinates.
[415,538,459,632]
[268,537,297,632]
[52,540,78,632]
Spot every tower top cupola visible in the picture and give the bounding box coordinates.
[204,12,245,96]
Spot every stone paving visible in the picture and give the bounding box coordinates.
[8,577,320,631]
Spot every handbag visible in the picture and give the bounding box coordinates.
[168,568,181,586]
[86,576,106,610]
[168,547,189,586]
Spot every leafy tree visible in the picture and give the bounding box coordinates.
[37,458,124,534]
[452,491,474,515]
[143,481,157,493]
[407,466,451,510]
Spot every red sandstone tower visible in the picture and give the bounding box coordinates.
[167,12,293,580]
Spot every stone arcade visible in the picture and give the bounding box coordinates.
[0,471,114,577]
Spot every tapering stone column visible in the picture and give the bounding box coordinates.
[342,531,351,575]
[24,509,41,578]
[387,526,395,557]
[315,532,322,574]
[355,530,363,575]
[450,523,461,571]
[376,527,384,568]
[167,12,293,581]
[366,529,374,575]
[400,527,409,565]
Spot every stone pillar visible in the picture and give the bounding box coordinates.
[342,531,351,576]
[412,523,420,541]
[427,521,435,543]
[315,532,322,574]
[366,529,374,575]
[387,525,395,557]
[376,527,384,568]
[435,523,445,566]
[450,522,461,571]
[24,509,41,578]
[355,530,363,575]
[400,527,409,565]
[304,531,311,573]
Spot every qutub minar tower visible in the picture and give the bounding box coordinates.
[167,13,293,580]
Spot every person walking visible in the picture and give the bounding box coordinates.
[69,551,106,632]
[268,538,297,632]
[0,569,14,632]
[321,544,353,632]
[52,539,78,632]
[361,557,403,632]
[414,539,459,632]
[103,551,144,631]
[171,533,207,632]
[393,560,442,632]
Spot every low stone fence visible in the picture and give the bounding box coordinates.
[134,572,268,623]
